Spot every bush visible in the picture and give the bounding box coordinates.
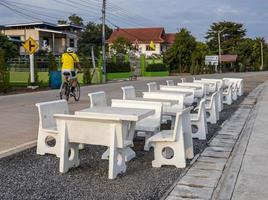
[81,56,92,84]
[0,49,9,93]
[106,61,131,73]
[146,63,167,72]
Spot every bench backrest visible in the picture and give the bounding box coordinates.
[36,100,69,130]
[88,91,107,108]
[166,80,175,86]
[208,92,218,111]
[159,85,195,94]
[194,80,217,93]
[121,86,136,100]
[111,99,162,124]
[172,107,192,141]
[177,82,206,97]
[201,79,223,91]
[147,82,158,92]
[197,98,206,119]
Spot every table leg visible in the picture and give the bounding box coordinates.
[102,121,137,162]
[102,147,136,162]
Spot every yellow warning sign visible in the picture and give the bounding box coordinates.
[23,36,39,54]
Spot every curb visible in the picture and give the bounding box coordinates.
[0,140,37,159]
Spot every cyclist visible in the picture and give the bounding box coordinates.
[61,47,81,95]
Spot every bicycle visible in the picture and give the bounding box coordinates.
[59,71,80,101]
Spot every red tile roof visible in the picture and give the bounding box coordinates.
[107,27,176,44]
[221,55,238,62]
[164,33,176,44]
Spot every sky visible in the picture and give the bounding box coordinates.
[0,0,267,41]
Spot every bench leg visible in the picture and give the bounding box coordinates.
[36,131,60,157]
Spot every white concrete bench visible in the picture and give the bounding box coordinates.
[223,78,243,96]
[159,85,195,105]
[223,84,233,105]
[88,91,107,107]
[121,86,136,100]
[35,100,69,157]
[166,80,175,86]
[54,114,132,179]
[193,80,217,93]
[190,98,208,140]
[143,91,187,110]
[177,82,206,97]
[111,99,162,151]
[147,82,158,92]
[199,79,224,112]
[147,107,194,168]
[205,92,219,124]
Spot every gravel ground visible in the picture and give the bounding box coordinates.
[0,76,265,200]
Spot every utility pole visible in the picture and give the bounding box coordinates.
[102,0,107,83]
[218,28,226,73]
[217,32,221,73]
[261,41,264,71]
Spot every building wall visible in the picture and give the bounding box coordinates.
[3,28,78,55]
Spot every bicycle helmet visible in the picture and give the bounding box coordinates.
[66,47,74,53]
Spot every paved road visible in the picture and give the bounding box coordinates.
[1,72,268,152]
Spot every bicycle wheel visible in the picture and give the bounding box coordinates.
[60,82,69,101]
[73,82,80,101]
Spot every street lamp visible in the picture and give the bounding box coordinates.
[218,28,227,73]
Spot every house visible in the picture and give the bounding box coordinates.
[106,27,176,57]
[0,21,82,55]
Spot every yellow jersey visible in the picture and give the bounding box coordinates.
[61,52,79,70]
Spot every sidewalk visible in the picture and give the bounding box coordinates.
[231,83,268,199]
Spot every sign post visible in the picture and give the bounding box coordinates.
[23,36,39,88]
[205,55,219,73]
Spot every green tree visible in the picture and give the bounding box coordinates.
[110,37,133,55]
[0,49,10,92]
[68,14,84,26]
[78,22,112,57]
[0,34,19,61]
[163,28,196,73]
[206,21,246,55]
[191,42,209,74]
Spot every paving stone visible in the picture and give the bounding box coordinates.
[165,195,205,200]
[214,134,238,140]
[210,137,236,144]
[209,140,234,148]
[187,168,222,180]
[169,184,213,199]
[179,175,219,188]
[198,156,227,164]
[192,161,225,171]
[201,149,231,159]
[205,146,233,152]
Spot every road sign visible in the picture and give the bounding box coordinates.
[23,37,39,54]
[205,55,218,66]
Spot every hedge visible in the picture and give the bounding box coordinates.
[106,62,131,73]
[146,63,167,72]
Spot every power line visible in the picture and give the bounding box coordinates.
[0,1,41,21]
[106,19,144,41]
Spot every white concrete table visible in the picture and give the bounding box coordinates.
[143,91,192,109]
[75,107,154,161]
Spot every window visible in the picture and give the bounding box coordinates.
[43,37,49,47]
[146,45,155,51]
[69,38,74,47]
